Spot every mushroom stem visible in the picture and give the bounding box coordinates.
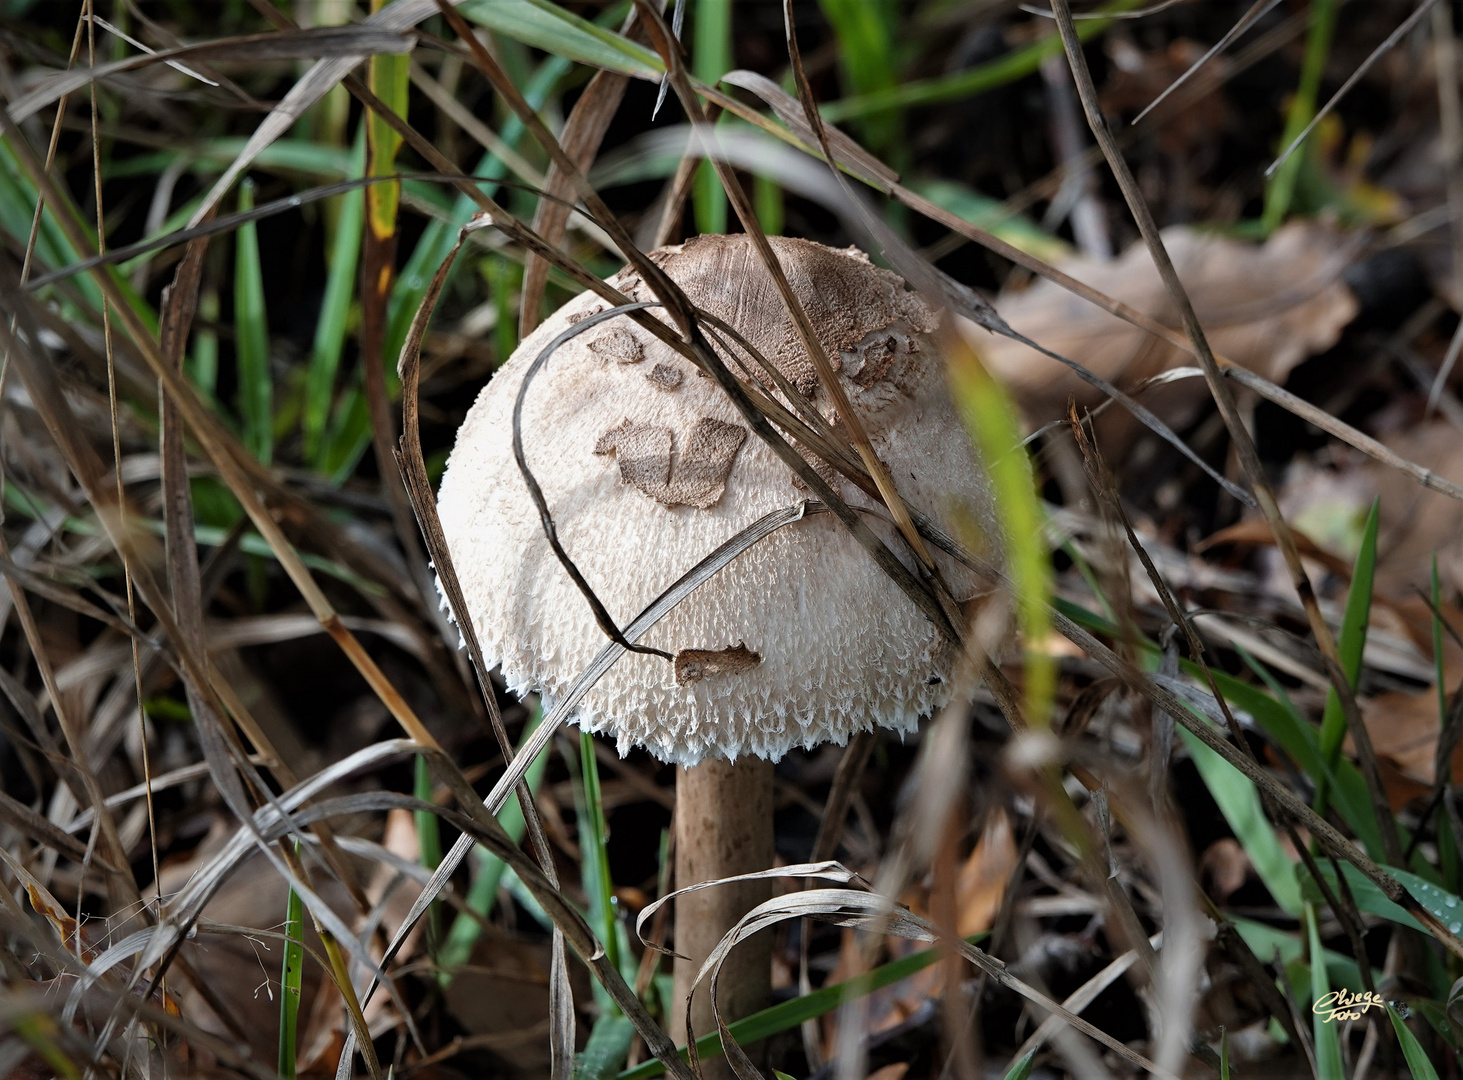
[672,756,775,1067]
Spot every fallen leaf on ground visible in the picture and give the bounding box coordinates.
[957,807,1020,938]
[964,224,1358,450]
[1272,423,1463,599]
[1198,838,1251,905]
[866,1064,911,1080]
[821,809,1019,1054]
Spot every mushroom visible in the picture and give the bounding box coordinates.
[436,233,991,1059]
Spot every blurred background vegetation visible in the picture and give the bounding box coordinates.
[3,1,1463,1078]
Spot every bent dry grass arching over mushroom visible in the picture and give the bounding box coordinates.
[435,233,994,1063]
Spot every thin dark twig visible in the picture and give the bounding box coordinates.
[1133,0,1282,123]
[733,39,1255,508]
[1266,0,1442,177]
[639,0,950,585]
[1022,0,1193,18]
[511,302,676,661]
[1049,0,1404,867]
[394,229,560,876]
[24,171,590,292]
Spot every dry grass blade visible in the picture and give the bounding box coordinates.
[811,732,877,863]
[1265,0,1442,178]
[342,35,956,649]
[911,515,1463,958]
[519,60,632,335]
[394,222,573,1078]
[719,70,898,190]
[0,108,440,752]
[370,499,836,1016]
[1009,931,1159,1066]
[25,175,410,292]
[691,886,1180,1080]
[634,861,864,957]
[1131,0,1282,123]
[637,0,949,592]
[1047,0,1405,869]
[8,25,412,124]
[680,104,1255,508]
[183,0,463,229]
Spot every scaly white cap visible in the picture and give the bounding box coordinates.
[436,234,992,765]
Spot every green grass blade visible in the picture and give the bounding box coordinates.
[1389,1003,1443,1080]
[10,1014,81,1080]
[414,753,443,956]
[327,47,577,484]
[483,254,522,366]
[575,1013,635,1080]
[305,132,364,462]
[1178,724,1303,915]
[1306,860,1426,934]
[820,0,1145,122]
[948,342,1053,725]
[233,177,272,464]
[617,933,986,1079]
[1307,905,1346,1080]
[438,707,553,980]
[277,841,305,1080]
[1003,1048,1036,1080]
[753,172,784,235]
[906,178,1072,263]
[189,285,220,402]
[1315,498,1379,814]
[693,0,732,235]
[1262,0,1339,231]
[1218,1027,1229,1080]
[578,730,621,974]
[460,0,657,78]
[818,0,897,150]
[366,0,408,240]
[106,138,357,181]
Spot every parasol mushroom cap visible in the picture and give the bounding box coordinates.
[436,234,993,766]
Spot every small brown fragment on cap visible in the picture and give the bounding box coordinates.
[587,326,644,364]
[850,334,900,387]
[646,362,683,391]
[594,416,748,509]
[594,418,672,491]
[674,642,762,685]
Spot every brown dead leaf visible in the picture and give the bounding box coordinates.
[866,1064,911,1080]
[966,224,1357,448]
[1198,838,1251,905]
[444,933,567,1075]
[1273,422,1463,600]
[1101,38,1230,160]
[1369,422,1463,599]
[956,808,1019,939]
[1196,518,1352,579]
[1351,595,1463,805]
[821,810,1019,1055]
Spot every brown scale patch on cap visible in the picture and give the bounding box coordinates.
[849,334,899,387]
[653,234,935,397]
[646,362,683,391]
[587,326,644,364]
[673,642,761,685]
[566,305,604,325]
[594,416,748,509]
